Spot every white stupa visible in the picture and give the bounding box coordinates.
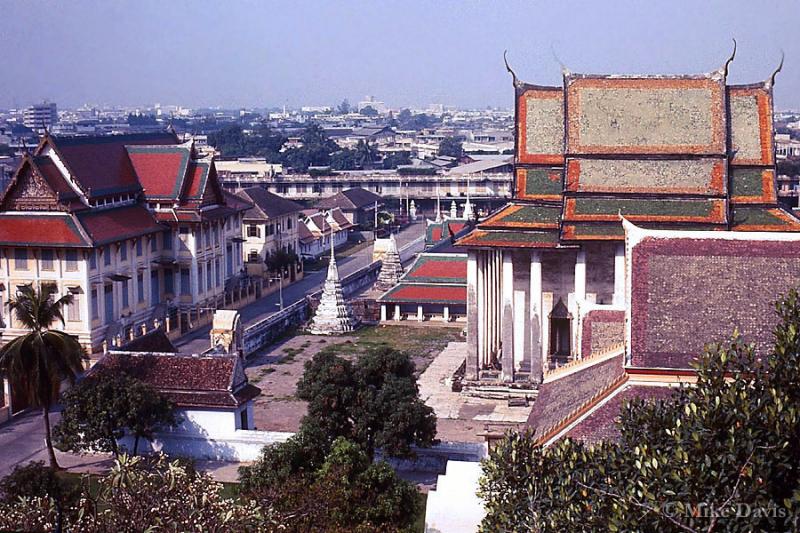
[308,216,357,335]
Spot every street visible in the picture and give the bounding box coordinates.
[173,222,425,354]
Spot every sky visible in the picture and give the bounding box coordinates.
[1,0,799,111]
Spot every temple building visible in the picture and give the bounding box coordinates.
[455,51,800,385]
[0,132,248,353]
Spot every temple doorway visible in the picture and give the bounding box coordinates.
[549,298,572,359]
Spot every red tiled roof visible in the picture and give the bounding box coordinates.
[566,384,674,444]
[77,204,164,245]
[379,284,466,304]
[44,133,177,199]
[406,255,467,283]
[126,145,191,199]
[92,352,259,409]
[0,214,90,247]
[182,160,209,199]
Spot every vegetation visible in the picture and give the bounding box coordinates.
[266,248,299,276]
[208,123,287,160]
[53,370,178,456]
[0,284,86,470]
[438,135,464,158]
[126,113,158,126]
[239,345,434,531]
[777,157,800,177]
[0,462,79,513]
[382,151,412,169]
[337,99,351,115]
[479,289,800,532]
[0,454,278,532]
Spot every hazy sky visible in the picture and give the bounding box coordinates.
[1,0,799,110]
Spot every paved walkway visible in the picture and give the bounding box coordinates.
[418,342,532,442]
[174,222,425,354]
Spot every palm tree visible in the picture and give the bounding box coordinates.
[0,284,86,469]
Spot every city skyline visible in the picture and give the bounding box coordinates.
[1,0,799,110]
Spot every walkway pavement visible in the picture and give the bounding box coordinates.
[174,222,425,354]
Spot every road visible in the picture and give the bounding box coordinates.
[173,222,425,354]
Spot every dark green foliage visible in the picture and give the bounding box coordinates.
[126,113,158,126]
[0,284,86,469]
[297,345,437,458]
[479,289,800,532]
[53,370,178,456]
[0,462,77,509]
[242,437,419,532]
[239,346,434,531]
[382,151,412,170]
[337,99,351,115]
[438,136,464,158]
[777,158,800,178]
[207,123,287,160]
[266,248,299,275]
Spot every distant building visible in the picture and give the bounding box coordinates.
[315,187,383,227]
[23,102,58,132]
[215,159,283,190]
[236,187,303,281]
[298,208,353,260]
[776,133,800,159]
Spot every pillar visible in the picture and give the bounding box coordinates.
[529,251,543,383]
[501,251,514,382]
[613,243,625,306]
[574,249,586,303]
[3,377,10,411]
[394,304,401,321]
[380,304,387,322]
[466,250,479,380]
[443,305,450,322]
[417,305,423,322]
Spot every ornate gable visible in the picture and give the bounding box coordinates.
[1,159,62,212]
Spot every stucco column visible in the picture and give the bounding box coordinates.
[474,251,485,373]
[3,376,11,412]
[529,251,543,384]
[574,249,586,303]
[380,304,387,322]
[501,251,515,382]
[393,304,401,321]
[613,243,625,306]
[442,305,450,322]
[417,305,424,322]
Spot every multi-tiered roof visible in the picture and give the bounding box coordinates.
[457,52,800,249]
[0,132,246,248]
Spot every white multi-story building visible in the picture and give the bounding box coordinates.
[0,132,248,353]
[23,102,58,132]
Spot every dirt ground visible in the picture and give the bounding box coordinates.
[245,324,465,433]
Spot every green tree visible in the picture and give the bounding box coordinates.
[297,345,436,458]
[382,151,412,170]
[242,437,419,532]
[330,149,360,171]
[0,284,85,470]
[354,139,380,168]
[0,454,279,532]
[479,289,800,532]
[438,136,464,158]
[337,99,351,115]
[361,105,379,117]
[265,248,299,276]
[53,370,178,457]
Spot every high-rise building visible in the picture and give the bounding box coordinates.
[22,102,58,132]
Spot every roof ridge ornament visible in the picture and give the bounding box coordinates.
[766,50,785,89]
[503,50,523,89]
[723,38,737,77]
[550,44,570,77]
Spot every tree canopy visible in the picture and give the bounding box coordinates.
[53,370,178,457]
[438,136,464,158]
[207,123,287,160]
[479,289,800,532]
[0,284,85,469]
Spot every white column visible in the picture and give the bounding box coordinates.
[417,305,424,321]
[501,251,514,382]
[574,249,586,303]
[380,304,387,322]
[475,251,485,369]
[2,376,10,411]
[613,243,625,306]
[393,304,401,321]
[442,305,450,322]
[530,251,543,382]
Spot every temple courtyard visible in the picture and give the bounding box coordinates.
[245,324,530,442]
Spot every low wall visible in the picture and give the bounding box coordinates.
[119,429,294,462]
[379,441,487,473]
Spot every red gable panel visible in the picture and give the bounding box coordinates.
[127,146,191,199]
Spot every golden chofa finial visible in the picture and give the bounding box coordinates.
[503,50,522,89]
[723,39,737,77]
[767,50,785,89]
[550,44,570,77]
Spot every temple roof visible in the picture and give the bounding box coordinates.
[0,213,90,247]
[378,251,467,305]
[403,254,467,284]
[76,204,164,246]
[379,284,466,305]
[457,59,796,249]
[425,219,467,247]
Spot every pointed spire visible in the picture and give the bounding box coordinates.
[376,234,403,291]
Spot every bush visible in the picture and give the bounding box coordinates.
[0,462,76,508]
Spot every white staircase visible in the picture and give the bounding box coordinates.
[425,460,485,533]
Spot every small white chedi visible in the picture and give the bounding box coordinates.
[308,213,357,334]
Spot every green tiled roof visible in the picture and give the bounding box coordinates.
[457,228,560,248]
[565,197,726,223]
[480,203,560,229]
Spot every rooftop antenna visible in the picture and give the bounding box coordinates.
[723,39,737,77]
[766,50,785,89]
